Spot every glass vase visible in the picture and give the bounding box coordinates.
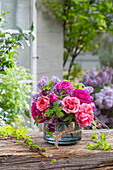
[44,121,82,145]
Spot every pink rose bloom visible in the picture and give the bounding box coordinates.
[62,96,80,113]
[36,97,50,111]
[49,94,58,104]
[55,81,73,95]
[31,102,46,123]
[72,89,92,104]
[75,103,94,128]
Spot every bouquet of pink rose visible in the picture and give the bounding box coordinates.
[31,76,95,134]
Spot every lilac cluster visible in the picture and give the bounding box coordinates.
[37,76,48,90]
[37,76,60,90]
[94,85,113,127]
[32,76,60,102]
[95,85,113,109]
[82,67,113,88]
[83,86,94,94]
[32,93,40,102]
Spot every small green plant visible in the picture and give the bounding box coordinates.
[85,132,112,151]
[0,66,32,125]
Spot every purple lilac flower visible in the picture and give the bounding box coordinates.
[51,76,60,84]
[95,85,113,109]
[83,86,94,94]
[32,93,40,102]
[37,76,48,90]
[82,67,113,88]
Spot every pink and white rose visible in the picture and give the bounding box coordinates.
[36,97,50,111]
[75,103,94,128]
[62,96,80,113]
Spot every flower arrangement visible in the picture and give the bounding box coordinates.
[31,76,95,137]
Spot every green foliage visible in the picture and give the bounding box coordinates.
[43,80,54,90]
[0,12,35,74]
[0,66,32,125]
[85,132,112,151]
[45,101,64,118]
[44,128,53,138]
[63,113,74,123]
[43,0,113,78]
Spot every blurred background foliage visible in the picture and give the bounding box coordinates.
[43,0,113,79]
[0,12,34,127]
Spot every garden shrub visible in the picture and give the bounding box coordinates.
[0,66,32,126]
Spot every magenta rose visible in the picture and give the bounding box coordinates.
[49,94,58,104]
[36,96,50,111]
[55,81,73,95]
[72,89,92,104]
[62,96,80,113]
[75,103,94,128]
[31,102,46,123]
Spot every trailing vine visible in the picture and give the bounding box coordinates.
[0,125,56,168]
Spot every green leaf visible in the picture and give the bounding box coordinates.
[30,22,34,32]
[52,159,56,163]
[63,116,69,122]
[48,80,54,87]
[44,128,53,137]
[24,109,31,118]
[16,26,23,34]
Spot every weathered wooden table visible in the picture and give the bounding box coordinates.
[0,129,113,170]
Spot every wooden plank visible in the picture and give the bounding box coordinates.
[0,130,113,169]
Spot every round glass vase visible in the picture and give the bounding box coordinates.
[44,121,82,145]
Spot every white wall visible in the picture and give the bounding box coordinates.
[34,0,63,83]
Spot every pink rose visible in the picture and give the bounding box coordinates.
[62,96,80,113]
[90,102,96,111]
[55,81,73,95]
[36,97,50,111]
[31,102,46,123]
[49,94,58,104]
[72,89,92,104]
[75,103,94,128]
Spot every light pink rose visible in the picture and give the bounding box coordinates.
[36,97,50,111]
[49,94,58,104]
[55,81,73,95]
[75,103,94,128]
[62,96,80,113]
[72,89,92,104]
